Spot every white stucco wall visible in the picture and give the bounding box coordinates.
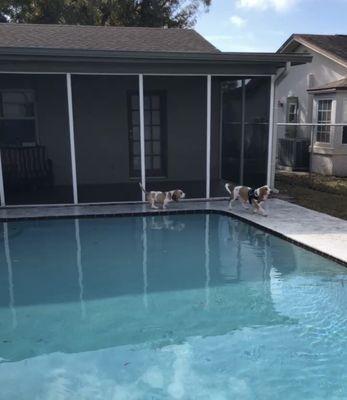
[274,43,347,177]
[275,45,346,128]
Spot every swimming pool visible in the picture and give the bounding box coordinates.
[0,213,346,399]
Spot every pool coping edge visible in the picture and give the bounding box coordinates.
[1,207,346,268]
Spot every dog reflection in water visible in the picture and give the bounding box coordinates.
[149,216,185,232]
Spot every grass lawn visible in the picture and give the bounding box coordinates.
[275,172,347,220]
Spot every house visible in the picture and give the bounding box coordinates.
[275,34,347,177]
[0,23,310,206]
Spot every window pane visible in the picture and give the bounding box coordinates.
[131,95,139,109]
[132,110,139,125]
[343,100,347,122]
[152,111,160,124]
[153,141,161,154]
[2,91,35,118]
[132,126,140,140]
[145,126,151,139]
[145,141,151,153]
[133,142,140,155]
[145,156,152,170]
[153,156,161,170]
[316,100,331,143]
[151,96,160,110]
[144,110,151,125]
[133,156,140,170]
[144,96,150,110]
[152,126,160,139]
[342,126,347,144]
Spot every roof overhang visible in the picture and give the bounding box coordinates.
[307,77,347,93]
[0,47,312,75]
[308,88,347,94]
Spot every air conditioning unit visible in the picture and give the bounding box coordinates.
[278,138,310,171]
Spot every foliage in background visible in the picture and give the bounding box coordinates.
[0,0,211,27]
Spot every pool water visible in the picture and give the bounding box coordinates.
[0,213,346,399]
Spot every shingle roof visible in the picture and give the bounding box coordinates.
[278,34,347,65]
[0,23,219,53]
[307,77,347,92]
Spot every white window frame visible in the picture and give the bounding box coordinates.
[313,96,336,145]
[288,102,297,123]
[0,89,39,146]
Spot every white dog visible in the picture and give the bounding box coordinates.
[225,183,278,216]
[139,183,185,209]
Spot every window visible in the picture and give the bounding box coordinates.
[128,92,166,178]
[343,99,347,144]
[343,126,347,144]
[288,103,297,123]
[0,90,37,146]
[316,99,332,143]
[285,96,298,138]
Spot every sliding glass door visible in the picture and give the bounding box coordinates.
[211,76,271,197]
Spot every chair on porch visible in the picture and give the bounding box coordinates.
[1,145,54,190]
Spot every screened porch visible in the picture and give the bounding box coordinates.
[0,72,273,206]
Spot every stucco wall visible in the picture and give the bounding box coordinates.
[275,45,347,177]
[275,45,346,127]
[72,75,209,185]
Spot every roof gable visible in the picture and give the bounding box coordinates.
[0,23,219,54]
[278,34,347,67]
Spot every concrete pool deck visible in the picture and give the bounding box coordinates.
[0,198,346,266]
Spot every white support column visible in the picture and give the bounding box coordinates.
[139,74,146,201]
[267,75,276,186]
[0,151,5,206]
[66,73,78,204]
[240,80,246,185]
[206,75,212,199]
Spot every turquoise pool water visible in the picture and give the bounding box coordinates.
[0,213,346,399]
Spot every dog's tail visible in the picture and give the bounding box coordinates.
[225,183,234,196]
[139,182,147,194]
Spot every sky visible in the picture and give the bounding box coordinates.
[195,0,347,52]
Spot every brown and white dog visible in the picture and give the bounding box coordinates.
[225,183,278,216]
[140,183,185,209]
